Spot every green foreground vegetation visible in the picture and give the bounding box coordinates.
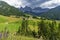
[0,15,60,40]
[1,1,60,40]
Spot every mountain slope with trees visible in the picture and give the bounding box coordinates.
[40,6,60,20]
[0,1,24,17]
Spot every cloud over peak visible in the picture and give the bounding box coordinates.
[1,0,60,9]
[40,0,60,9]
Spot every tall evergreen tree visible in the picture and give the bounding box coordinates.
[48,21,57,40]
[17,17,29,36]
[57,23,60,40]
[38,20,48,40]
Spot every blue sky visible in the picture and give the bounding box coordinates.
[1,0,60,9]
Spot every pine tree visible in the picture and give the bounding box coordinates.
[48,21,57,40]
[57,23,60,40]
[21,18,28,35]
[38,20,48,40]
[18,18,29,36]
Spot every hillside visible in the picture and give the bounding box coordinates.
[0,15,60,40]
[40,6,60,20]
[0,1,24,17]
[0,1,60,40]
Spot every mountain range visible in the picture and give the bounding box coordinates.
[19,6,60,20]
[0,1,60,20]
[40,6,60,20]
[20,6,49,16]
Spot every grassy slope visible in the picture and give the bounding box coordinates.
[0,15,59,32]
[0,15,39,40]
[0,15,39,32]
[0,15,60,40]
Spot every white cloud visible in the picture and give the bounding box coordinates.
[2,0,24,8]
[40,0,60,9]
[1,0,50,8]
[1,0,60,9]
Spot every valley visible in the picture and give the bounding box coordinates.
[0,1,60,40]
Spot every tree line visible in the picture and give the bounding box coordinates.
[17,18,60,40]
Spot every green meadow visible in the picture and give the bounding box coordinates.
[0,15,60,40]
[0,15,39,40]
